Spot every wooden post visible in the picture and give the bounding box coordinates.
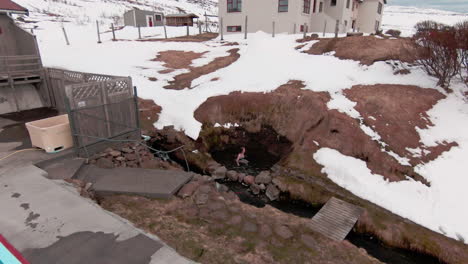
[205,12,209,32]
[323,21,327,37]
[293,23,296,34]
[163,15,168,39]
[111,23,116,41]
[62,26,70,45]
[198,20,202,35]
[244,16,248,39]
[335,20,339,38]
[220,17,224,41]
[303,23,307,39]
[96,20,102,43]
[272,21,275,38]
[186,24,189,36]
[138,24,142,39]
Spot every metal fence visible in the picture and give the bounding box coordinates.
[44,68,140,157]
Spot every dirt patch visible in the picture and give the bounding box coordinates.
[138,98,162,132]
[138,33,218,43]
[305,36,420,65]
[194,80,430,184]
[100,178,379,264]
[164,48,240,90]
[153,50,207,70]
[148,77,158,82]
[344,84,457,165]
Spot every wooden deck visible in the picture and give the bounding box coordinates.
[308,197,364,241]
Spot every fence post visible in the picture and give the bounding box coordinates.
[96,20,102,43]
[163,15,168,39]
[111,23,116,41]
[62,26,70,45]
[198,20,202,34]
[272,21,275,38]
[205,12,209,32]
[220,17,224,41]
[323,21,327,37]
[244,16,248,39]
[335,20,339,38]
[137,24,141,39]
[133,86,141,137]
[64,96,79,157]
[293,23,296,34]
[303,23,306,39]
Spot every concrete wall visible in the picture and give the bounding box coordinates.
[123,9,164,27]
[356,0,383,33]
[0,14,38,56]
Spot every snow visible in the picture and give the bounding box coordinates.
[383,5,468,36]
[11,0,468,243]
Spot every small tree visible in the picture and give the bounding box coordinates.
[455,21,468,87]
[413,21,460,91]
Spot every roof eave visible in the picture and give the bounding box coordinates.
[0,9,29,15]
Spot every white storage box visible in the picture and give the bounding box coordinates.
[25,114,73,153]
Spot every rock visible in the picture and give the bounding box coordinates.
[301,234,317,249]
[115,156,126,162]
[243,175,255,185]
[222,191,239,201]
[122,147,133,153]
[255,171,272,184]
[310,33,319,39]
[177,182,199,198]
[183,206,199,219]
[96,158,114,169]
[207,201,225,211]
[140,160,160,169]
[215,183,229,192]
[237,173,246,183]
[125,153,137,161]
[275,225,293,239]
[259,224,272,238]
[195,193,209,205]
[266,184,280,201]
[259,184,266,190]
[226,170,238,181]
[243,221,257,233]
[250,184,260,195]
[227,215,242,225]
[201,175,212,182]
[198,208,211,218]
[211,210,229,220]
[109,150,122,157]
[212,166,227,180]
[198,185,212,194]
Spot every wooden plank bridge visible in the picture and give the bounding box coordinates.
[308,197,364,241]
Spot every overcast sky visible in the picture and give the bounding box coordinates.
[389,0,468,13]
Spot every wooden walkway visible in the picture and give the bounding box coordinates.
[308,197,364,241]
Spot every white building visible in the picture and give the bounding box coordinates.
[219,0,386,35]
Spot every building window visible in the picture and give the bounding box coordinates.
[227,25,242,32]
[377,2,383,14]
[319,2,323,12]
[331,0,337,7]
[278,0,289,12]
[303,0,311,14]
[346,0,350,9]
[312,0,317,13]
[227,0,242,13]
[155,15,162,21]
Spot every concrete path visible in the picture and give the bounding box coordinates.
[78,166,194,199]
[0,111,194,264]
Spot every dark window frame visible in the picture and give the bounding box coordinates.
[303,0,311,14]
[331,0,337,7]
[155,14,162,21]
[346,0,350,9]
[319,2,323,12]
[227,25,242,32]
[227,0,242,13]
[278,0,289,12]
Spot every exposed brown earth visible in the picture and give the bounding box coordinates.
[305,36,420,65]
[100,177,380,264]
[138,33,218,43]
[194,80,434,184]
[138,98,161,131]
[164,48,240,90]
[153,50,207,69]
[344,85,457,165]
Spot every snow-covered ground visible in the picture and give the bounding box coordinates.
[382,5,468,36]
[11,0,468,243]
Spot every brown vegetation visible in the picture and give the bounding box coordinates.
[305,36,420,65]
[138,33,218,43]
[138,98,161,131]
[153,50,207,69]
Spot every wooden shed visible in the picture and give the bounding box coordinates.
[0,0,46,114]
[123,8,164,27]
[165,13,199,27]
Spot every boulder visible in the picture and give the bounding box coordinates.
[212,166,227,180]
[255,171,272,184]
[226,170,238,181]
[243,175,255,185]
[250,184,261,195]
[177,182,199,198]
[266,184,280,201]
